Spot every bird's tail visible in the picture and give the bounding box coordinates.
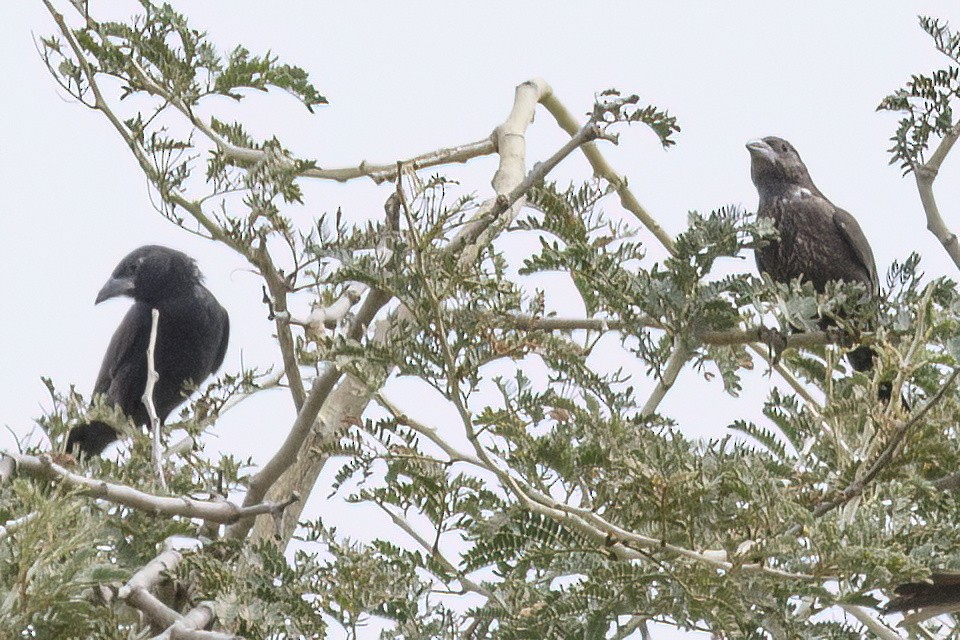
[847,344,874,372]
[886,573,960,624]
[65,421,118,458]
[846,345,910,409]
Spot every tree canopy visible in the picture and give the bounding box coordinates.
[5,3,960,639]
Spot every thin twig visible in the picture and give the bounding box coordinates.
[539,93,676,254]
[812,368,960,518]
[1,450,296,524]
[375,502,503,606]
[375,394,484,467]
[142,308,166,490]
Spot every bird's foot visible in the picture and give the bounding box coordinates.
[757,325,789,365]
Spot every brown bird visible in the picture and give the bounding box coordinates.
[747,135,878,372]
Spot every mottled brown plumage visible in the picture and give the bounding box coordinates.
[747,136,878,372]
[747,138,954,620]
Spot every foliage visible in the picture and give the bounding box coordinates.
[878,16,960,173]
[12,3,960,639]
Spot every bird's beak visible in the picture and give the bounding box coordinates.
[95,276,135,304]
[746,139,776,162]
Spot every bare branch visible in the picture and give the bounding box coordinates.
[375,503,502,607]
[118,537,193,629]
[258,248,307,411]
[141,308,167,490]
[539,92,676,254]
[914,122,960,271]
[2,451,295,524]
[149,602,236,640]
[277,138,496,184]
[375,394,484,467]
[641,337,690,416]
[838,604,906,640]
[114,537,243,639]
[0,512,38,541]
[124,54,495,185]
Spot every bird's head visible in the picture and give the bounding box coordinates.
[746,136,816,195]
[96,245,202,306]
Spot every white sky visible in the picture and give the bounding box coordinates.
[4,2,960,638]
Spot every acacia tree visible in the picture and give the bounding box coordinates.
[6,2,960,638]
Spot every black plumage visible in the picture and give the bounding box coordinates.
[66,246,229,457]
[885,573,960,623]
[746,136,878,373]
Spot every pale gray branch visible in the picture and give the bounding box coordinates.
[838,604,905,640]
[539,92,676,254]
[149,601,237,640]
[914,122,960,271]
[641,337,690,416]
[375,394,484,467]
[118,537,191,629]
[0,512,38,541]
[2,451,295,524]
[376,503,502,607]
[142,308,166,490]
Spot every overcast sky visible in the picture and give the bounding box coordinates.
[4,2,960,638]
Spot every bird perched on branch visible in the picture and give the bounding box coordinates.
[66,246,230,457]
[746,135,879,375]
[745,139,953,618]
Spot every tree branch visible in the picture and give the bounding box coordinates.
[116,537,244,639]
[838,604,906,640]
[149,602,236,640]
[0,512,38,541]
[539,92,676,254]
[2,451,296,524]
[118,537,191,630]
[142,308,166,490]
[123,52,496,185]
[375,394,484,467]
[257,248,307,411]
[812,367,960,518]
[374,502,503,606]
[641,337,690,416]
[914,122,960,271]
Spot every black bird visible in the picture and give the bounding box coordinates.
[746,136,878,373]
[66,246,230,457]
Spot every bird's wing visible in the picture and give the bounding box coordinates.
[93,302,151,407]
[211,304,230,373]
[832,207,879,293]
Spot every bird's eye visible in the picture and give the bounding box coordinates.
[781,144,789,152]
